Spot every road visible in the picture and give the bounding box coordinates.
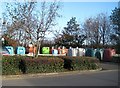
[2,62,119,86]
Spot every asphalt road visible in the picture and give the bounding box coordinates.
[2,62,119,86]
[98,62,119,70]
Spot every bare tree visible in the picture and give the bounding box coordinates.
[97,13,112,46]
[83,18,99,46]
[4,2,36,46]
[83,13,111,48]
[33,2,61,57]
[3,1,61,57]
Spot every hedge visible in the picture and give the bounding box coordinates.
[19,57,64,74]
[111,55,120,63]
[2,56,100,75]
[60,56,100,71]
[2,56,64,75]
[2,56,23,75]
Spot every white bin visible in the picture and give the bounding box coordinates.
[68,47,77,56]
[78,48,85,56]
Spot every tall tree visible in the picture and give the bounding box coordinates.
[59,17,86,47]
[110,6,120,53]
[83,18,99,46]
[83,13,111,48]
[110,7,120,43]
[97,13,112,46]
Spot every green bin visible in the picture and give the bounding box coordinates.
[42,47,50,54]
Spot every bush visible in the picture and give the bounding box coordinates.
[19,57,64,74]
[111,55,120,63]
[60,56,100,71]
[2,56,22,75]
[2,56,100,75]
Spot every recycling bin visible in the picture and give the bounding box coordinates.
[16,46,25,55]
[29,44,34,53]
[58,47,62,54]
[95,49,102,61]
[94,48,104,61]
[99,49,104,60]
[50,46,54,54]
[42,47,50,54]
[77,48,85,56]
[68,47,72,56]
[52,49,58,56]
[103,49,112,61]
[68,48,77,56]
[85,48,95,57]
[5,46,14,55]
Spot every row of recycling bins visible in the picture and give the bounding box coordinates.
[3,46,68,55]
[3,46,116,61]
[3,46,26,55]
[68,48,116,61]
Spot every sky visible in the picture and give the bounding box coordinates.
[51,2,118,39]
[56,2,118,28]
[0,1,119,39]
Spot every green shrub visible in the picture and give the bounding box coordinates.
[19,57,64,74]
[2,56,100,75]
[60,56,100,71]
[2,56,23,75]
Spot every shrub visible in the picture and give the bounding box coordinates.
[2,56,100,75]
[111,55,120,63]
[19,57,64,74]
[2,56,23,75]
[60,56,100,71]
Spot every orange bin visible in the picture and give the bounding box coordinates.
[61,49,68,55]
[29,45,37,54]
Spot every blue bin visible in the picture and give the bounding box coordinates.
[85,48,95,57]
[52,49,58,56]
[17,46,25,55]
[5,46,14,54]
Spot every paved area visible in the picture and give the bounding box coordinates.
[2,62,119,86]
[2,70,118,86]
[98,62,119,70]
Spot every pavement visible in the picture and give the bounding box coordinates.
[2,68,119,86]
[98,62,119,70]
[2,69,103,80]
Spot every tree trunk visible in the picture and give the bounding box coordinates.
[35,40,42,58]
[103,25,105,47]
